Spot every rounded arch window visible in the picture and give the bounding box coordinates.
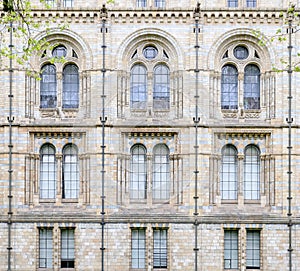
[233,45,249,60]
[143,46,158,59]
[52,45,67,58]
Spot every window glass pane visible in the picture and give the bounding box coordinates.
[244,145,260,200]
[130,65,147,109]
[63,0,73,7]
[227,0,238,7]
[143,46,158,59]
[61,229,75,268]
[137,0,146,7]
[63,64,79,108]
[154,0,165,7]
[224,230,239,269]
[233,46,249,60]
[153,229,168,268]
[221,145,237,200]
[62,145,79,199]
[52,45,67,58]
[244,65,260,109]
[39,228,53,268]
[40,144,56,198]
[153,64,170,110]
[40,64,57,108]
[153,144,170,200]
[131,229,146,268]
[246,0,256,7]
[246,230,260,268]
[130,145,147,199]
[221,65,238,109]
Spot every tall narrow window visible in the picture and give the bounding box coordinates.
[153,64,170,110]
[224,230,239,269]
[221,145,238,200]
[153,229,168,268]
[153,144,170,200]
[61,229,75,268]
[154,0,165,8]
[62,144,79,199]
[131,229,146,269]
[39,228,53,268]
[63,0,73,7]
[246,0,256,7]
[244,64,260,109]
[63,64,79,109]
[136,0,147,7]
[40,144,56,199]
[221,65,238,109]
[244,145,260,200]
[130,65,147,109]
[40,64,57,108]
[246,230,260,269]
[130,145,147,200]
[227,0,238,7]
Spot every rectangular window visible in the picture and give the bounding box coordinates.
[61,229,75,268]
[137,0,147,7]
[153,229,168,268]
[63,0,73,7]
[154,0,165,8]
[246,230,260,269]
[45,0,56,7]
[224,230,239,269]
[246,0,256,7]
[39,228,53,268]
[228,0,238,7]
[131,229,146,269]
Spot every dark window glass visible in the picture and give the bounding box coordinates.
[153,64,170,109]
[130,65,147,109]
[221,65,238,109]
[40,144,56,199]
[62,64,79,108]
[233,46,249,60]
[221,145,238,200]
[40,64,57,108]
[130,145,147,200]
[244,64,260,109]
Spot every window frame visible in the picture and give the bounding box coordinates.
[130,64,148,110]
[61,228,75,268]
[62,64,80,109]
[136,0,147,7]
[154,0,165,8]
[153,64,170,110]
[40,144,57,199]
[40,64,57,109]
[39,228,53,268]
[63,0,73,8]
[246,230,261,269]
[246,0,256,8]
[153,228,168,269]
[221,65,238,110]
[131,228,146,269]
[243,64,261,110]
[224,229,239,269]
[227,0,238,7]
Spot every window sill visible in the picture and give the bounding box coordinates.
[244,200,260,204]
[221,200,238,204]
[62,199,79,203]
[39,199,56,203]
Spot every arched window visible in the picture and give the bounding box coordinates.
[130,65,147,110]
[40,144,56,198]
[40,64,57,108]
[130,144,147,199]
[244,64,260,109]
[62,144,79,199]
[221,145,238,200]
[221,65,238,109]
[244,145,260,200]
[153,64,170,110]
[63,64,79,109]
[152,144,170,200]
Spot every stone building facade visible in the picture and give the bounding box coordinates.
[0,0,300,270]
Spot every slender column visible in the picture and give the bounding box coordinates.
[100,5,108,271]
[193,3,201,271]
